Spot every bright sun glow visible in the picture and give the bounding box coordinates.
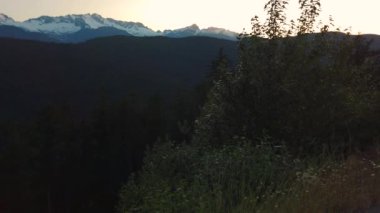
[0,0,379,34]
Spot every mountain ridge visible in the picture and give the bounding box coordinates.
[0,13,239,42]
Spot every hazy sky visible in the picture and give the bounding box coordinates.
[0,0,379,34]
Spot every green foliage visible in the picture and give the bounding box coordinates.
[194,0,380,153]
[117,138,380,212]
[117,1,380,212]
[263,0,289,38]
[117,137,295,213]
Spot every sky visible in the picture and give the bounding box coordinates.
[0,0,379,34]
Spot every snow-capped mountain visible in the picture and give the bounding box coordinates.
[0,14,15,25]
[163,24,201,38]
[200,27,238,41]
[0,13,238,42]
[0,13,157,36]
[163,24,238,40]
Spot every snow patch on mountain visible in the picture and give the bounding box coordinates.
[203,27,236,36]
[101,18,159,36]
[21,19,81,34]
[0,13,157,36]
[0,13,237,40]
[0,13,16,25]
[177,24,201,33]
[200,27,238,40]
[163,24,238,40]
[163,24,201,38]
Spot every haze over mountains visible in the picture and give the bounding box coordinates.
[0,13,238,42]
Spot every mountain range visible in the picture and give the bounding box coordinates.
[0,13,238,42]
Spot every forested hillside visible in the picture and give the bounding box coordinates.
[0,36,237,119]
[0,36,236,213]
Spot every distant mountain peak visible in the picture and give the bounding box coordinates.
[187,24,200,31]
[0,13,15,24]
[176,24,200,32]
[0,13,9,19]
[86,13,102,18]
[13,13,158,36]
[162,24,238,41]
[200,27,238,40]
[0,13,238,41]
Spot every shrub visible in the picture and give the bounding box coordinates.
[117,137,296,212]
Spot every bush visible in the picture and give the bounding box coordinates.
[117,137,296,212]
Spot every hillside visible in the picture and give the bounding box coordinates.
[0,25,56,42]
[0,36,238,119]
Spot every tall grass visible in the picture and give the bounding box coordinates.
[276,147,380,212]
[117,139,380,212]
